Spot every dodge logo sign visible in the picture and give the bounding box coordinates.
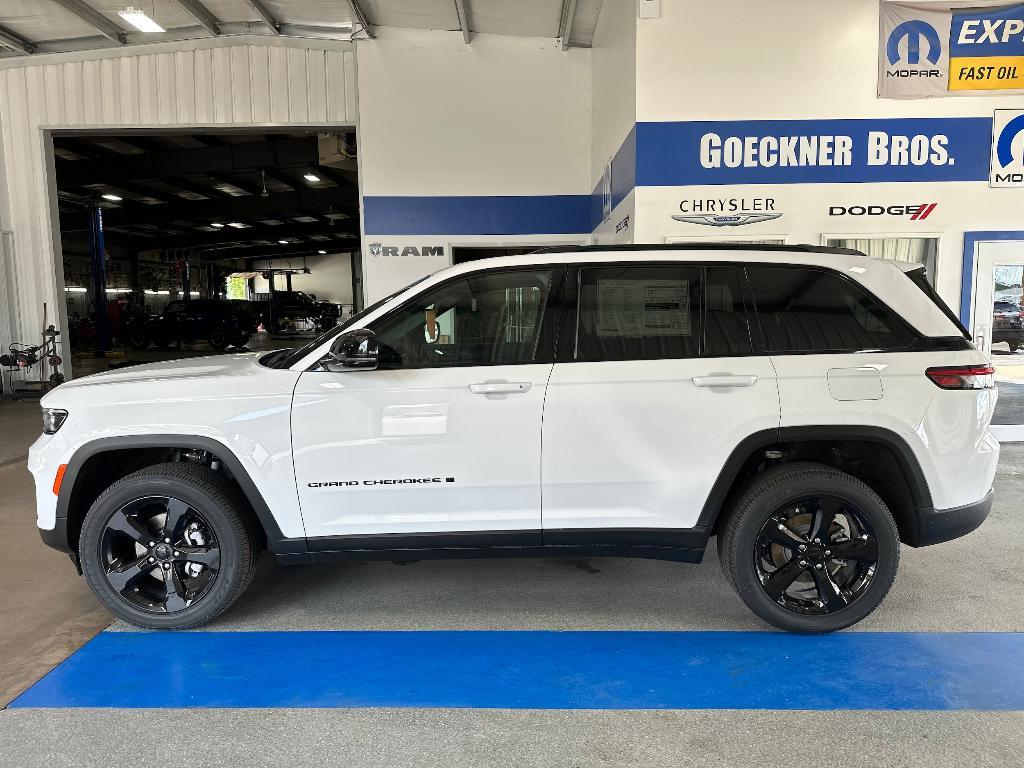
[829,203,938,220]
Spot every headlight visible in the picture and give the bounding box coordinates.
[42,408,68,435]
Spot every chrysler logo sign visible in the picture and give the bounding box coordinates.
[672,197,782,227]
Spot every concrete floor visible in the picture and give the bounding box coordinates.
[2,397,1024,766]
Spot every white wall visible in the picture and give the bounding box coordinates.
[590,0,636,185]
[357,28,591,197]
[252,252,355,306]
[355,28,592,300]
[0,36,356,374]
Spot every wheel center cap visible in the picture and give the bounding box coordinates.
[154,544,172,561]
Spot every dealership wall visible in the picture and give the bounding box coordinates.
[355,28,592,300]
[626,0,1024,320]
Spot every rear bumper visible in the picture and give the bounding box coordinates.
[906,490,993,547]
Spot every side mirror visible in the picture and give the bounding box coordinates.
[323,328,378,371]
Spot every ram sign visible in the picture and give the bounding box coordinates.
[879,1,1024,98]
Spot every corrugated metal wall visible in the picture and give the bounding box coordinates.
[0,37,356,375]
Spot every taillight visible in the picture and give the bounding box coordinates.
[926,365,995,390]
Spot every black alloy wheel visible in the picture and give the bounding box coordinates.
[754,495,878,615]
[100,496,221,614]
[80,462,258,629]
[718,462,900,633]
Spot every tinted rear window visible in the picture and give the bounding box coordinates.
[746,265,916,353]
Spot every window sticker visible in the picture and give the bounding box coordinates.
[596,280,691,337]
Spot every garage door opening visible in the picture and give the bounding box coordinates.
[52,129,361,379]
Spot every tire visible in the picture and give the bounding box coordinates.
[1011,342,1019,353]
[79,462,259,630]
[208,329,228,351]
[128,328,149,349]
[230,333,251,349]
[717,462,899,633]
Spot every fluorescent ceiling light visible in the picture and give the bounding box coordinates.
[65,287,87,293]
[211,222,225,228]
[101,193,122,202]
[144,289,171,295]
[303,173,320,183]
[106,288,133,294]
[278,240,289,244]
[318,250,327,254]
[118,7,165,33]
[227,222,247,229]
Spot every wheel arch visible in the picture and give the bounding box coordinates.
[699,426,934,545]
[57,435,302,557]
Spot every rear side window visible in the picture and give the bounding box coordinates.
[746,265,915,353]
[574,264,752,361]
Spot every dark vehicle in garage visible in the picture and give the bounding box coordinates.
[253,290,340,332]
[132,299,257,351]
[992,300,1024,352]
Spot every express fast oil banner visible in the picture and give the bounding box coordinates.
[879,1,1024,98]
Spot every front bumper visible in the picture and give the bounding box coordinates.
[907,489,994,547]
[39,517,73,554]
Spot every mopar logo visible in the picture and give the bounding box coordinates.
[368,243,445,258]
[992,110,1024,187]
[996,114,1024,168]
[887,20,942,65]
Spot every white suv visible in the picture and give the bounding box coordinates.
[30,245,998,633]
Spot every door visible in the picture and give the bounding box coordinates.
[973,240,1024,441]
[541,263,780,536]
[292,267,559,540]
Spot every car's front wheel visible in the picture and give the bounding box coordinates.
[717,462,899,633]
[79,463,258,630]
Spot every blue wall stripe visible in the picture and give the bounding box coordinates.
[960,231,1024,327]
[362,195,592,236]
[12,630,1024,710]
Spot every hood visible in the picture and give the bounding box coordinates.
[42,353,266,404]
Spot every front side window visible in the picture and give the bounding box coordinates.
[746,265,915,353]
[372,269,554,368]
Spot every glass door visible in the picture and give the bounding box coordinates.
[973,240,1024,441]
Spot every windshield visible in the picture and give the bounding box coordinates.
[260,275,432,369]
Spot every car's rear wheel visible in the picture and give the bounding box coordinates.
[717,462,899,633]
[208,329,229,351]
[79,463,258,630]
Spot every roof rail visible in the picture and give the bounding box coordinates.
[530,243,866,257]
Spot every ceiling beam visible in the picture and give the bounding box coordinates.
[55,136,320,186]
[558,0,579,51]
[263,168,297,191]
[46,0,127,44]
[204,237,360,262]
[247,0,282,35]
[453,0,471,44]
[144,222,355,250]
[347,0,375,39]
[171,0,222,36]
[0,24,36,55]
[80,187,357,228]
